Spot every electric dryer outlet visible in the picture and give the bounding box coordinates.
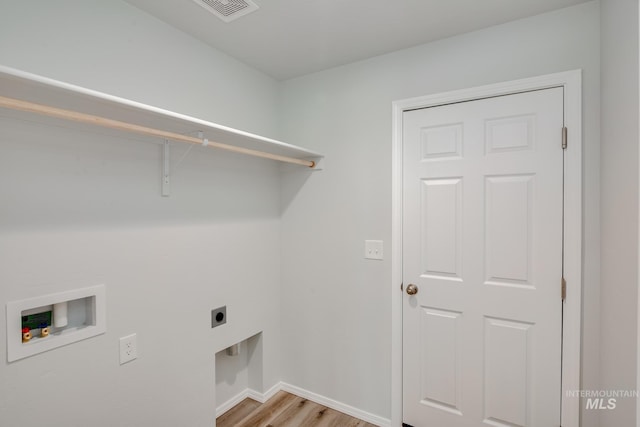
[211,306,227,328]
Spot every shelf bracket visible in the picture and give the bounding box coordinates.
[162,140,170,197]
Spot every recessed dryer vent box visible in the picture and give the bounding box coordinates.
[6,285,106,362]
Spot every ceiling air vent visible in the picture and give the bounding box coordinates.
[192,0,259,23]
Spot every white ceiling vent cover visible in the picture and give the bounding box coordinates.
[192,0,259,23]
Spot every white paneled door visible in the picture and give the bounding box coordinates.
[402,88,564,427]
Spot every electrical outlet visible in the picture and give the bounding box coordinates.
[119,333,137,365]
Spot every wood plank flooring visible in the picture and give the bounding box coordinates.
[216,391,378,427]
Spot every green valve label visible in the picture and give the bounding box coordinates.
[22,311,52,330]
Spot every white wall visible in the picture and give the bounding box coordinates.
[601,0,639,425]
[0,1,284,426]
[279,2,602,423]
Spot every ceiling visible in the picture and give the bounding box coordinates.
[125,0,590,81]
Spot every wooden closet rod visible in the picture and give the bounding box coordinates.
[0,95,316,168]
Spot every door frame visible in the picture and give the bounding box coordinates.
[391,70,582,427]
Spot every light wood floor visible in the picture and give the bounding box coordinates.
[216,391,378,427]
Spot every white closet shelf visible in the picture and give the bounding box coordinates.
[0,65,323,168]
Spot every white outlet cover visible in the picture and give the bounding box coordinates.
[365,240,384,260]
[119,333,137,364]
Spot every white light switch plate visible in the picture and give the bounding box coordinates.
[365,240,383,260]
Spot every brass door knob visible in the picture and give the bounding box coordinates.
[406,284,418,295]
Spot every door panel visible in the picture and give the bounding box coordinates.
[402,88,564,427]
[419,307,462,415]
[484,316,532,427]
[485,174,533,287]
[421,178,462,279]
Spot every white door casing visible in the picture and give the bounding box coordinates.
[391,71,582,427]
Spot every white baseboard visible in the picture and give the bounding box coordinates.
[245,388,264,403]
[280,383,391,427]
[216,381,391,427]
[216,389,252,417]
[216,381,284,416]
[261,381,284,402]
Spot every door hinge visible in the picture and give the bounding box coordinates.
[561,277,567,301]
[562,127,568,150]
